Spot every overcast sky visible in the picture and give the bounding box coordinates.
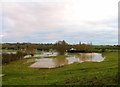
[0,0,119,45]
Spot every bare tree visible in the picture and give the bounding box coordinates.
[55,40,68,55]
[25,44,36,56]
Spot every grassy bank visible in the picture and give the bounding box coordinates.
[2,52,118,85]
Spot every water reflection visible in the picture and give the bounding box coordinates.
[30,53,105,68]
[79,53,104,62]
[53,57,68,67]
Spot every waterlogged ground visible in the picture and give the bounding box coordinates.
[24,52,58,58]
[30,53,105,68]
[2,52,118,85]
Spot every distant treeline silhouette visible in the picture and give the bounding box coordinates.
[2,41,118,52]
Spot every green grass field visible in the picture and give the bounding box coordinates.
[2,52,118,85]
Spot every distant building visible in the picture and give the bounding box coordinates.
[70,48,76,51]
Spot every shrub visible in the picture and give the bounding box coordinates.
[2,51,27,65]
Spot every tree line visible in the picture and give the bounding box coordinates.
[2,40,119,53]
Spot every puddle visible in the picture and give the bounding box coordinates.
[30,53,105,68]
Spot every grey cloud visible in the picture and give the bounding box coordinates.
[1,1,118,44]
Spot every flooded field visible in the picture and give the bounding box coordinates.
[0,52,16,54]
[30,53,105,68]
[24,52,58,58]
[2,52,118,85]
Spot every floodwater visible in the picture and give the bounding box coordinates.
[30,53,105,68]
[0,52,16,54]
[34,52,58,57]
[24,52,58,58]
